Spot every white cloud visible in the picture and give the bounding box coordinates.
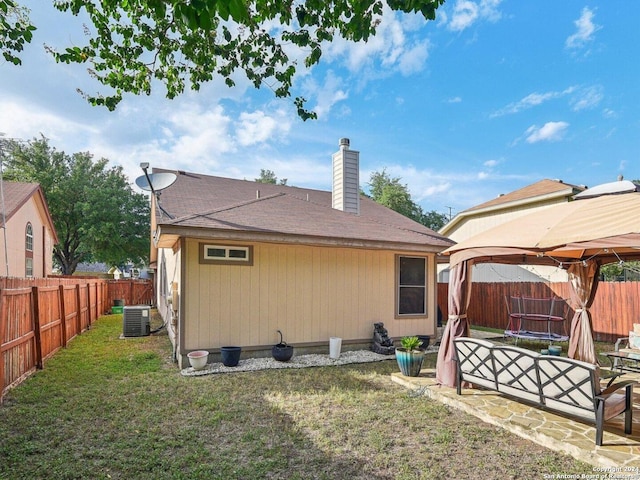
[483,159,499,167]
[447,0,503,32]
[164,104,234,158]
[447,96,462,103]
[493,85,604,117]
[305,71,349,120]
[235,109,292,147]
[491,87,576,117]
[324,7,431,78]
[570,85,603,111]
[448,1,479,32]
[566,7,601,50]
[525,122,569,143]
[479,0,503,21]
[478,157,502,178]
[397,40,431,75]
[0,98,99,145]
[421,182,453,199]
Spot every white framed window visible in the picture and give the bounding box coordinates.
[199,243,253,265]
[25,222,33,251]
[25,222,34,276]
[396,255,427,317]
[26,257,34,277]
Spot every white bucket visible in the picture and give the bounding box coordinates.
[329,337,342,359]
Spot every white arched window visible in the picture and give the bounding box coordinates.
[25,222,34,277]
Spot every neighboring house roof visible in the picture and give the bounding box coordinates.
[152,169,453,253]
[439,179,585,237]
[76,262,110,273]
[1,181,59,243]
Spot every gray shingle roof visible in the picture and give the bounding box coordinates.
[2,182,40,227]
[153,169,453,251]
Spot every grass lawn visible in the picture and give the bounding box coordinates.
[0,314,598,479]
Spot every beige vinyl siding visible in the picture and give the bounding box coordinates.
[449,198,570,243]
[183,238,436,350]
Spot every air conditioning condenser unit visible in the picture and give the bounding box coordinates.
[123,305,151,337]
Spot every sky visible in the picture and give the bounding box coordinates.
[1,1,639,220]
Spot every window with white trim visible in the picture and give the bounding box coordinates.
[25,223,33,251]
[25,257,34,277]
[25,223,34,277]
[396,255,427,317]
[199,243,253,265]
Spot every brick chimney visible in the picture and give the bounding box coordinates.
[332,138,360,214]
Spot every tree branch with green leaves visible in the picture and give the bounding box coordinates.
[0,0,35,65]
[4,0,444,118]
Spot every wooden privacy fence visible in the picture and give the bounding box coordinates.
[1,277,153,402]
[438,281,640,343]
[106,279,154,307]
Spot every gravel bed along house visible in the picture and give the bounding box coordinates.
[181,345,439,376]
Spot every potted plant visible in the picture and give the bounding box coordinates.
[396,336,425,377]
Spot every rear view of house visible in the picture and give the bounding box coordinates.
[0,182,58,277]
[147,139,453,368]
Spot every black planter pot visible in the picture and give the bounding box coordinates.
[220,346,241,367]
[272,330,294,362]
[416,335,431,350]
[272,343,294,362]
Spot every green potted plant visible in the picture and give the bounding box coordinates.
[396,336,425,377]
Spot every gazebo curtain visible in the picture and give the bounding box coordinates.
[435,259,601,389]
[567,261,600,364]
[435,261,472,387]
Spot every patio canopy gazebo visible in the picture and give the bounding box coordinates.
[436,181,640,387]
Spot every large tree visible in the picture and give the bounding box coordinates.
[367,169,447,231]
[3,0,445,118]
[3,137,150,274]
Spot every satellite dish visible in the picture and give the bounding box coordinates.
[135,172,177,192]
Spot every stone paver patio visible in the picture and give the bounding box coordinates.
[391,367,640,469]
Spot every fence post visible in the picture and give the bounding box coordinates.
[94,282,98,322]
[99,282,104,315]
[76,283,82,334]
[86,282,93,328]
[0,288,5,402]
[59,285,68,347]
[31,286,44,369]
